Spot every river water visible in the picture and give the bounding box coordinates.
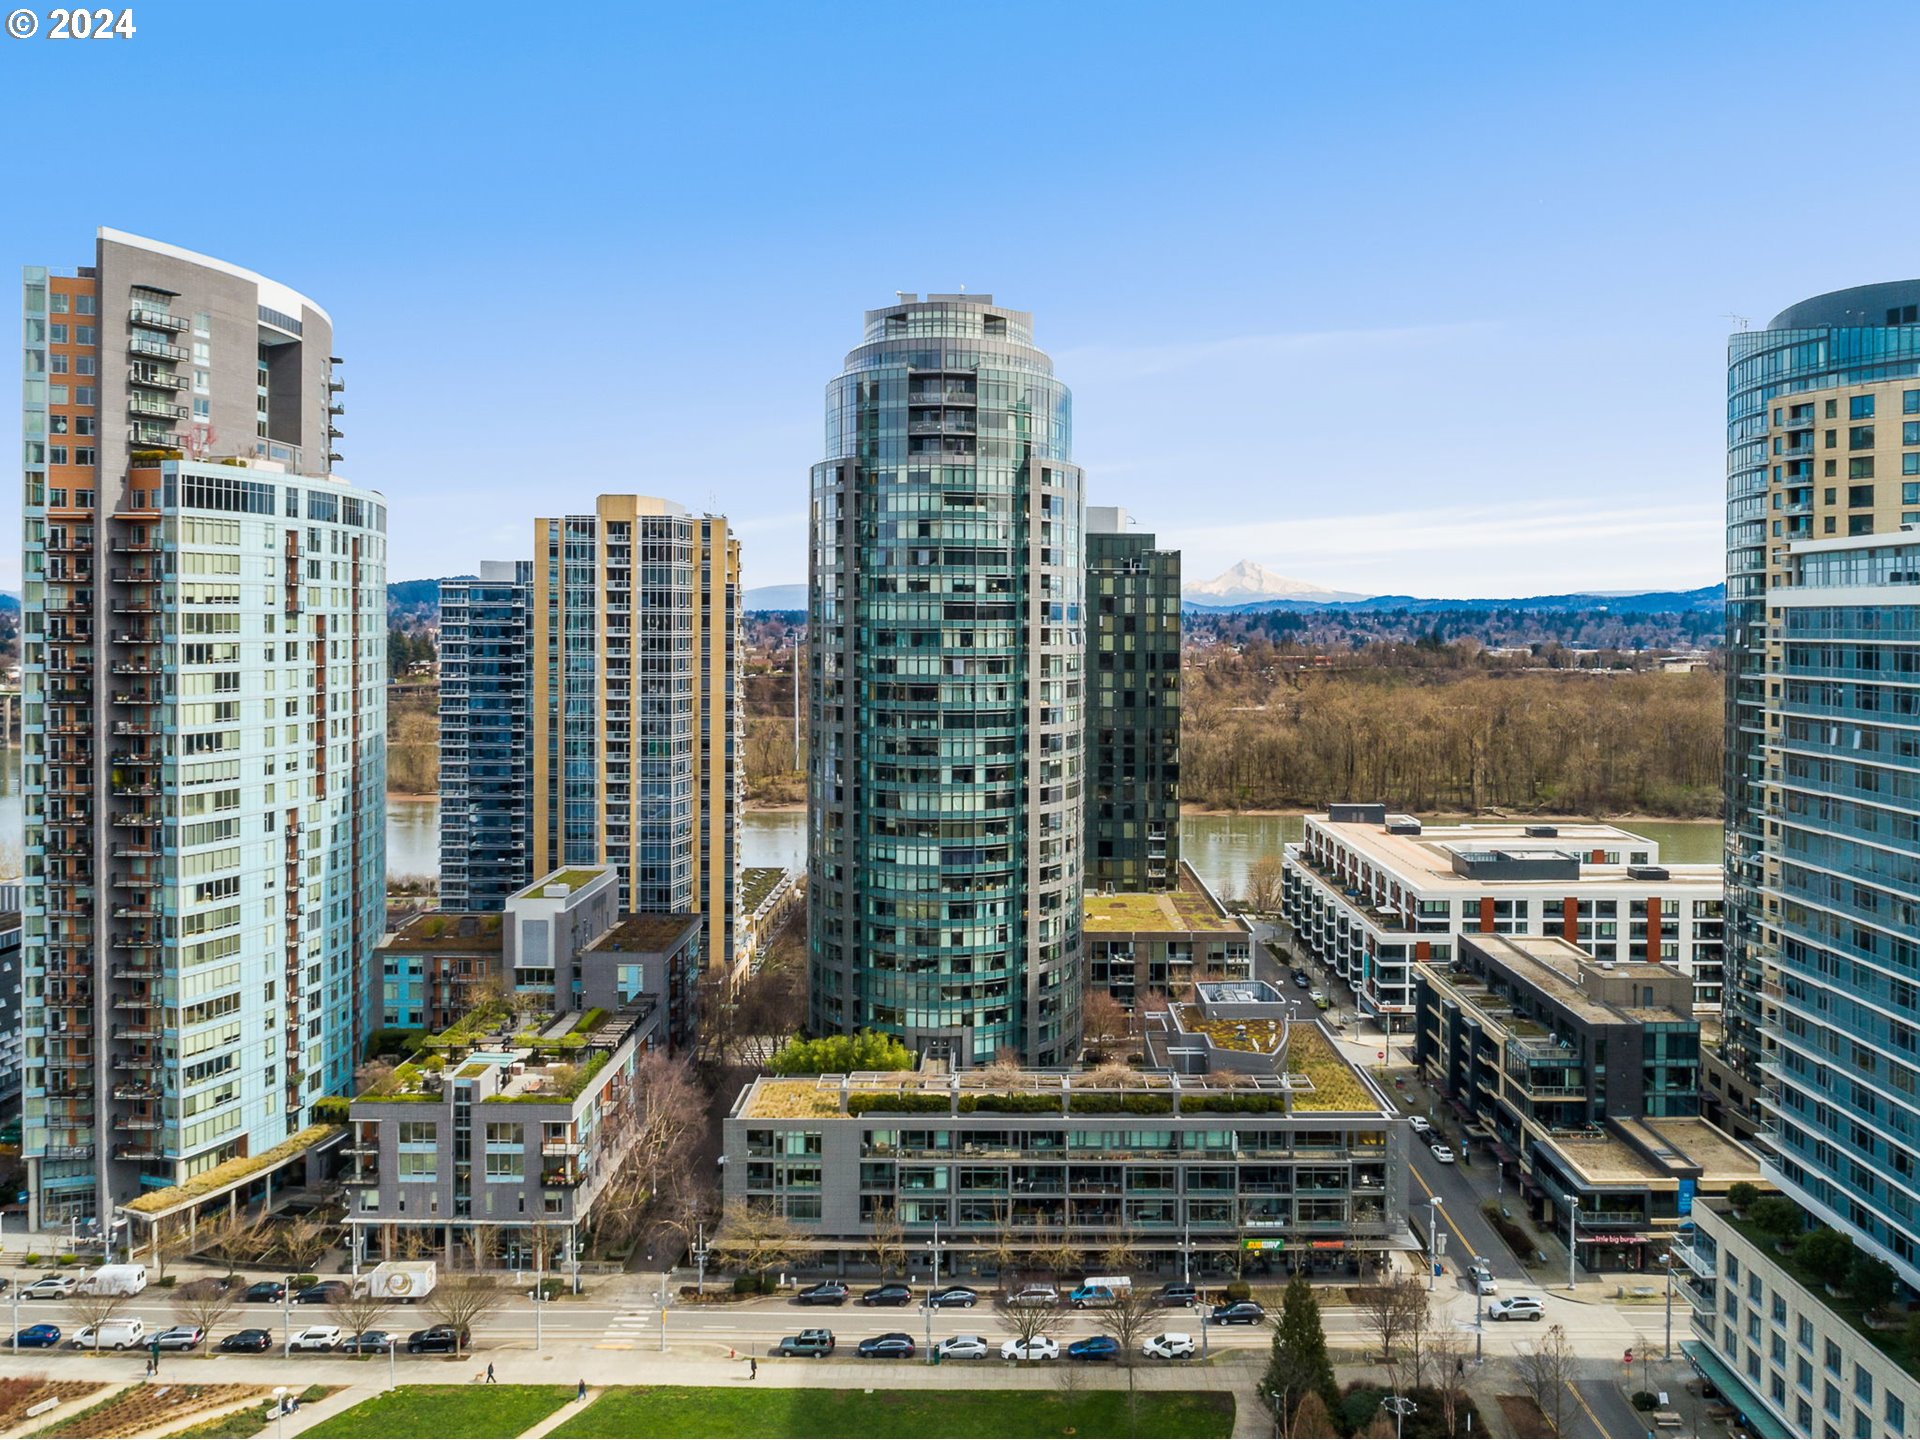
[382,797,1724,900]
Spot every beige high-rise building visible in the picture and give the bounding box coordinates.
[529,495,743,987]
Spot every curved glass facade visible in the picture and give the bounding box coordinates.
[809,296,1084,1066]
[1723,284,1920,1102]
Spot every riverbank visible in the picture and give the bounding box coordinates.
[1180,803,1724,826]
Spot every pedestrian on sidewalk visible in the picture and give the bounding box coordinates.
[749,1357,757,1380]
[485,1362,496,1383]
[577,1379,588,1403]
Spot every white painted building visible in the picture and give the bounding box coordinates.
[1281,805,1724,1029]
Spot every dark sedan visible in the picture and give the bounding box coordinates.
[927,1285,979,1309]
[241,1282,285,1304]
[12,1324,59,1349]
[1068,1335,1120,1362]
[1206,1300,1266,1325]
[794,1282,849,1307]
[1157,1283,1198,1308]
[219,1329,274,1353]
[407,1325,469,1354]
[861,1284,914,1307]
[294,1282,348,1305]
[855,1332,916,1359]
[340,1330,394,1353]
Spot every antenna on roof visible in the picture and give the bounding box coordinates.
[1724,312,1750,332]
[895,291,908,302]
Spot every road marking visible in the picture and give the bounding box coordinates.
[1567,1379,1613,1438]
[1411,1170,1487,1271]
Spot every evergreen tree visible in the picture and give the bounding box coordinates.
[1262,1273,1338,1426]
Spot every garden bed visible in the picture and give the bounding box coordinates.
[30,1383,265,1440]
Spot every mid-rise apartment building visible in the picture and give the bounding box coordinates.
[438,560,532,910]
[1085,506,1180,892]
[1282,806,1724,1030]
[528,497,741,982]
[1415,934,1762,1269]
[808,295,1086,1065]
[1084,861,1252,1006]
[20,230,386,1226]
[723,1019,1412,1275]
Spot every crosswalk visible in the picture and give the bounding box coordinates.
[594,1310,657,1349]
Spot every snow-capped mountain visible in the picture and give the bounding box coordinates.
[1183,560,1367,607]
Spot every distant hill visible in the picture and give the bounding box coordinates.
[0,592,17,613]
[1187,583,1725,615]
[745,584,807,611]
[1184,560,1366,606]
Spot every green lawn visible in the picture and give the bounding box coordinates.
[298,1385,573,1439]
[549,1387,1235,1439]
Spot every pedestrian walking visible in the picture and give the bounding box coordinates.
[577,1378,588,1403]
[485,1362,496,1383]
[749,1357,757,1380]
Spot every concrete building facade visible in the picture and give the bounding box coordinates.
[1084,860,1252,1007]
[808,295,1086,1066]
[20,230,385,1226]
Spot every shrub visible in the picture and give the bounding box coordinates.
[23,1252,39,1266]
[1797,1228,1856,1291]
[1748,1196,1801,1243]
[1849,1253,1897,1317]
[55,1253,78,1266]
[311,1096,351,1123]
[847,1092,949,1116]
[1225,1279,1252,1302]
[962,1093,1062,1114]
[732,1274,756,1295]
[290,1273,320,1289]
[770,1030,914,1076]
[537,1277,565,1301]
[1632,1391,1658,1411]
[1727,1181,1760,1214]
[158,1275,177,1288]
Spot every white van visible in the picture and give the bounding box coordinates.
[77,1264,148,1297]
[70,1317,146,1350]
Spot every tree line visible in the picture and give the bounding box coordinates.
[1185,661,1723,818]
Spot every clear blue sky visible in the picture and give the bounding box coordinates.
[7,0,1920,596]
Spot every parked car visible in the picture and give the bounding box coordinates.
[340,1331,394,1354]
[1000,1335,1060,1361]
[771,1330,835,1358]
[1291,970,1310,987]
[1407,1116,1433,1136]
[935,1333,988,1360]
[407,1324,469,1354]
[1068,1335,1120,1362]
[219,1329,274,1353]
[927,1285,979,1309]
[794,1282,849,1307]
[293,1282,347,1306]
[861,1283,914,1307]
[1005,1284,1060,1308]
[152,1325,206,1352]
[1143,1332,1196,1359]
[855,1332,916,1359]
[1488,1296,1545,1322]
[20,1275,75,1301]
[241,1281,286,1304]
[70,1318,145,1350]
[289,1325,343,1352]
[0,1278,12,1293]
[1156,1283,1198,1308]
[1069,1284,1119,1309]
[12,1325,60,1349]
[1468,1263,1497,1296]
[1310,989,1330,1009]
[1206,1301,1266,1325]
[1428,1143,1456,1164]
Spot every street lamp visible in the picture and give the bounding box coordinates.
[1381,1394,1417,1440]
[923,1219,942,1366]
[1426,1196,1445,1292]
[1566,1198,1579,1291]
[1658,1251,1675,1360]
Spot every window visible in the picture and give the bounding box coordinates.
[193,398,210,420]
[1850,460,1875,481]
[1826,459,1839,476]
[73,447,95,466]
[47,446,66,465]
[49,354,67,374]
[48,324,66,343]
[1906,390,1920,414]
[73,386,94,405]
[194,369,209,394]
[1827,1339,1843,1376]
[1827,399,1840,419]
[1855,1367,1873,1405]
[1888,1394,1906,1431]
[1851,426,1875,450]
[50,292,68,313]
[1849,485,1875,506]
[1849,516,1873,535]
[1824,488,1837,505]
[194,311,210,336]
[75,294,94,315]
[1905,455,1920,475]
[1850,395,1876,419]
[75,356,94,375]
[1825,516,1838,534]
[193,341,210,364]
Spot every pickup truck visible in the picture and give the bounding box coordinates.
[771,1329,835,1357]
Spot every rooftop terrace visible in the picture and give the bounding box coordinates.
[589,912,702,954]
[1084,863,1243,935]
[742,867,788,912]
[518,868,612,900]
[381,910,504,952]
[1302,814,1721,892]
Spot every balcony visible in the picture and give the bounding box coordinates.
[127,425,186,450]
[41,1145,96,1162]
[129,365,187,391]
[128,396,188,421]
[129,307,189,333]
[112,1025,161,1042]
[127,337,188,363]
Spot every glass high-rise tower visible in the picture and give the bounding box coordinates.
[1722,285,1920,1129]
[807,295,1085,1066]
[439,560,533,911]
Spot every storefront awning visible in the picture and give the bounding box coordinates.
[1680,1341,1791,1438]
[1583,1233,1648,1244]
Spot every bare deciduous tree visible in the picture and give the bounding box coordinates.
[1106,1286,1159,1416]
[1516,1322,1576,1437]
[868,1205,907,1280]
[1425,1325,1472,1437]
[711,1201,801,1283]
[328,1289,391,1350]
[1355,1277,1426,1364]
[1246,854,1285,914]
[995,1292,1067,1357]
[1081,991,1132,1061]
[171,1277,240,1339]
[273,1212,337,1272]
[64,1290,130,1350]
[425,1273,507,1359]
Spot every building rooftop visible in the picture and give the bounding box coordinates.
[1300,814,1721,894]
[1460,934,1689,1027]
[381,911,504,952]
[517,868,614,901]
[736,1024,1388,1121]
[742,868,788,912]
[1084,863,1243,935]
[588,912,702,955]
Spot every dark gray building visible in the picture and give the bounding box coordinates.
[439,560,533,911]
[808,295,1085,1066]
[1085,507,1180,893]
